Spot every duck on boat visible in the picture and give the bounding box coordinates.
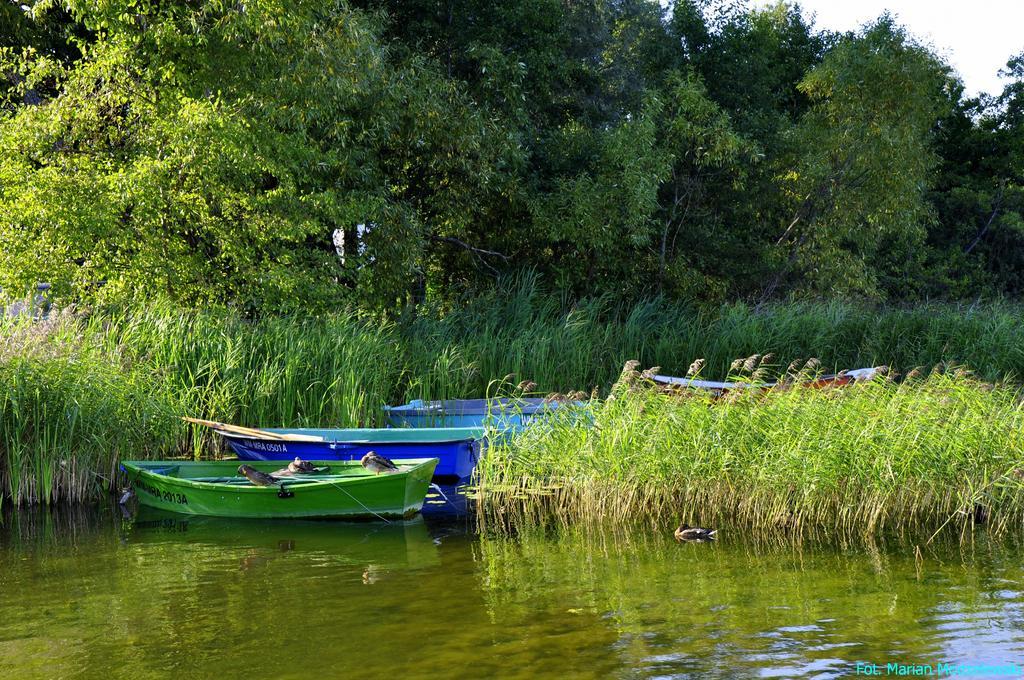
[120,458,439,520]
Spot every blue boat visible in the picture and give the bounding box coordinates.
[221,427,484,481]
[383,397,580,430]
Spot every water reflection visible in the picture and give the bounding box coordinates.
[475,528,1024,678]
[127,508,441,575]
[2,507,1024,679]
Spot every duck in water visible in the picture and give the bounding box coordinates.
[674,523,717,541]
[360,451,399,475]
[237,464,279,486]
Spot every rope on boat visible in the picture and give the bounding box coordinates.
[325,481,392,524]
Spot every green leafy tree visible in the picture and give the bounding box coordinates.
[760,17,950,300]
[1,0,1018,309]
[925,53,1024,295]
[0,1,518,310]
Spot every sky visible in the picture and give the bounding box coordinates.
[750,0,1024,96]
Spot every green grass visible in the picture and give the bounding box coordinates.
[0,311,181,505]
[6,283,1024,507]
[476,363,1024,540]
[0,307,408,505]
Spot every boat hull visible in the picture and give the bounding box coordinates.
[223,427,482,480]
[651,367,881,396]
[121,458,438,519]
[383,398,582,430]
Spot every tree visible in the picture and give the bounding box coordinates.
[924,52,1024,295]
[0,1,519,311]
[667,1,827,299]
[1,0,1016,309]
[760,17,950,300]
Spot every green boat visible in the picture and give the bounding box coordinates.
[120,458,438,519]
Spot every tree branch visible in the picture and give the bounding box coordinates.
[431,235,510,275]
[964,184,1005,254]
[431,235,510,261]
[760,151,860,307]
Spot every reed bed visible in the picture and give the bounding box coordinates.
[402,276,1024,390]
[475,363,1024,540]
[0,311,181,506]
[6,285,1024,507]
[0,307,406,505]
[93,307,406,451]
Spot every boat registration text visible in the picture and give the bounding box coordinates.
[135,480,188,505]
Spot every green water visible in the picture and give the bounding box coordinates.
[3,506,1024,679]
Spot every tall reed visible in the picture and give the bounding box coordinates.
[475,364,1024,540]
[7,285,1024,506]
[93,307,405,451]
[0,311,180,506]
[402,277,1024,392]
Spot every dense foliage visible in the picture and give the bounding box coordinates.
[1,0,1022,309]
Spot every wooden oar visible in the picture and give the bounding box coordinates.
[182,417,325,442]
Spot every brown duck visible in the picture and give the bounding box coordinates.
[237,464,278,486]
[272,457,317,476]
[674,523,717,541]
[289,457,316,473]
[360,451,399,475]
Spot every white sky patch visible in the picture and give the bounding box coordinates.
[749,0,1023,97]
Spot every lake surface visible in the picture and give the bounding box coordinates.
[3,501,1024,679]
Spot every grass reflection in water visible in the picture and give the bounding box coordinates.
[2,506,1023,679]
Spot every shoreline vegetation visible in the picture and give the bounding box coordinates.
[3,0,1024,543]
[3,290,1024,541]
[477,362,1024,541]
